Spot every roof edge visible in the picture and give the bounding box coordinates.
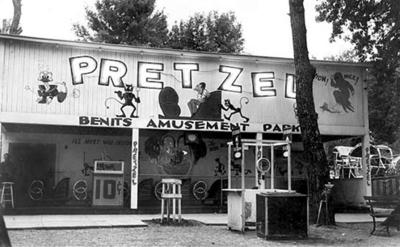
[0,34,372,68]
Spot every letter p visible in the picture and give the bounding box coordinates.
[70,56,97,85]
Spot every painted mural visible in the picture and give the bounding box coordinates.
[25,71,68,104]
[105,84,141,118]
[0,37,367,136]
[220,97,250,123]
[139,130,309,198]
[319,72,357,114]
[143,131,207,177]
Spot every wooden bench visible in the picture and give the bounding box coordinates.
[364,196,400,235]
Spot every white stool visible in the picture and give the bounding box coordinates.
[1,182,14,208]
[161,178,182,223]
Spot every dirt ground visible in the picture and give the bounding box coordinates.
[7,221,400,247]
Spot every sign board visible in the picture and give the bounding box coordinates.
[0,35,369,136]
[92,161,124,206]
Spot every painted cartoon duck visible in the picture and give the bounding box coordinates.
[25,71,67,104]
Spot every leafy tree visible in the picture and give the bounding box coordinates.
[289,0,332,224]
[321,49,359,63]
[315,0,400,145]
[168,11,244,53]
[73,0,169,47]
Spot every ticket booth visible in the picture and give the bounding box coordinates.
[92,161,124,207]
[224,138,308,234]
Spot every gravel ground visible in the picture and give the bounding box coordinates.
[7,221,400,247]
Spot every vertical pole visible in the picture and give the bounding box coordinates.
[288,142,292,191]
[172,183,176,221]
[362,68,372,197]
[178,183,181,223]
[161,184,164,223]
[271,146,274,190]
[130,128,139,209]
[0,44,11,247]
[0,123,2,162]
[219,174,223,213]
[256,133,263,189]
[241,143,245,232]
[241,143,245,190]
[228,143,232,189]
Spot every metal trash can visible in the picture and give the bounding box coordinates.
[256,192,308,239]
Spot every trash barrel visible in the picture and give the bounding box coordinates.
[256,192,308,239]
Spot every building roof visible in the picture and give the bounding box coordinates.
[0,34,371,68]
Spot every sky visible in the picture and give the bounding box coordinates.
[0,0,352,59]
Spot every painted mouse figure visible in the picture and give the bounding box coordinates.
[114,84,141,118]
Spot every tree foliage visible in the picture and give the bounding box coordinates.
[320,49,359,63]
[316,0,400,145]
[168,11,244,53]
[73,0,169,47]
[74,1,244,54]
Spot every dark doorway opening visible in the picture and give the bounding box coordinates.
[9,143,56,207]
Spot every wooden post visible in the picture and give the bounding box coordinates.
[161,183,165,223]
[130,129,139,209]
[288,141,292,191]
[0,123,10,247]
[172,183,176,221]
[178,183,181,223]
[241,143,245,190]
[228,143,232,189]
[271,146,274,190]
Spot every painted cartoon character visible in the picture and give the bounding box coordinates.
[105,84,140,118]
[331,72,355,112]
[214,158,226,176]
[187,82,210,117]
[220,97,250,123]
[320,102,340,114]
[25,71,68,104]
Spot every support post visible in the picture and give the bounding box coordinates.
[130,128,139,209]
[271,146,274,190]
[241,143,245,190]
[256,133,264,189]
[228,143,232,189]
[288,142,292,191]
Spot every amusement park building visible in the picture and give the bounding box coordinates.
[0,34,372,213]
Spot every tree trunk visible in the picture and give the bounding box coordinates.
[288,0,333,224]
[10,0,22,35]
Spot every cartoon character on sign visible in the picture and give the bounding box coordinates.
[331,72,355,112]
[320,72,355,113]
[25,71,68,104]
[187,82,210,117]
[105,84,141,118]
[220,97,250,123]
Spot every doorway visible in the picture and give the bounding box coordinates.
[9,143,56,207]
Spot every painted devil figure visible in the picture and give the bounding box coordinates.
[105,84,141,118]
[220,97,250,123]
